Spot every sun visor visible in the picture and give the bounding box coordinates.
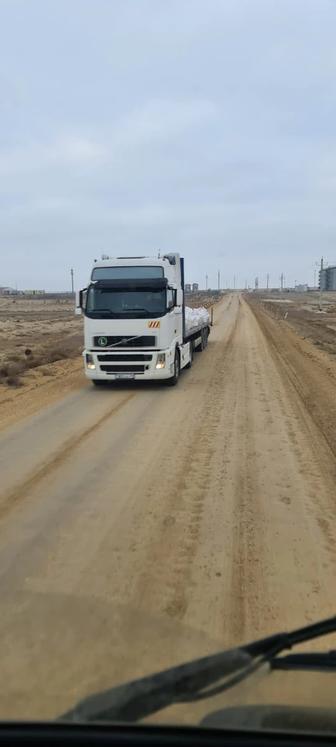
[92,278,168,291]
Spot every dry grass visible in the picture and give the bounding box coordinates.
[0,296,83,387]
[249,291,336,359]
[186,291,225,309]
[6,375,23,387]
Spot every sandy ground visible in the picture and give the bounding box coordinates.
[0,295,335,723]
[0,292,220,430]
[256,290,336,358]
[0,296,83,392]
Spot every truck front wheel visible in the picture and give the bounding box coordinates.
[92,379,106,387]
[168,350,180,386]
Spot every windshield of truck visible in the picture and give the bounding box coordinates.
[2,0,336,740]
[86,286,166,318]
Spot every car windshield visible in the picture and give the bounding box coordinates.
[86,287,166,318]
[1,0,336,739]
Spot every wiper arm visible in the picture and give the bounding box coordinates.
[61,614,336,724]
[243,614,336,658]
[61,648,252,724]
[88,309,114,317]
[122,307,148,312]
[272,650,336,672]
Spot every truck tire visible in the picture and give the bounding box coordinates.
[196,330,205,352]
[203,328,209,348]
[168,350,180,386]
[186,341,194,369]
[92,379,106,386]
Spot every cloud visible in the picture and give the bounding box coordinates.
[0,135,105,177]
[1,0,336,288]
[113,98,217,148]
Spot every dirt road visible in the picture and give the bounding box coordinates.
[0,294,335,719]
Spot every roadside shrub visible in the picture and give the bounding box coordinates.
[7,361,27,376]
[47,347,71,363]
[26,356,43,369]
[7,375,23,387]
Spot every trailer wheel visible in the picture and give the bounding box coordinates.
[203,328,209,348]
[196,330,205,352]
[186,341,194,369]
[168,350,180,386]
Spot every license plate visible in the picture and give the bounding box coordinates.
[114,373,135,380]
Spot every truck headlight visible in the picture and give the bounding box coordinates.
[86,353,96,370]
[155,353,166,369]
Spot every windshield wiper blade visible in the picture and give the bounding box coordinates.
[61,614,336,724]
[61,648,252,724]
[122,308,148,312]
[88,309,114,317]
[272,650,336,672]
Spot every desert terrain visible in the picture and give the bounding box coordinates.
[0,293,335,721]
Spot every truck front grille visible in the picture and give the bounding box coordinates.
[100,364,145,374]
[97,354,152,362]
[94,335,156,348]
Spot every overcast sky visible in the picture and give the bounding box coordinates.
[1,0,336,290]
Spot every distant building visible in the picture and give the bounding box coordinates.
[295,284,309,292]
[0,286,16,295]
[319,266,336,291]
[185,283,192,292]
[23,289,46,295]
[192,283,199,292]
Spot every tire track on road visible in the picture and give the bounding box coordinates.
[0,392,136,520]
[248,298,336,464]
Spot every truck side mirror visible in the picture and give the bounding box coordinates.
[75,288,87,315]
[167,289,177,309]
[176,289,183,306]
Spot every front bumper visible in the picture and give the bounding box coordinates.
[83,348,175,381]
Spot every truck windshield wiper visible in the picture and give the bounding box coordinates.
[88,309,114,317]
[122,307,148,312]
[272,651,336,671]
[61,614,336,725]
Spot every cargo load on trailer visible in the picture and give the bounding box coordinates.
[185,306,210,333]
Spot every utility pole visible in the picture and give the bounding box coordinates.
[313,260,320,289]
[266,273,270,291]
[280,273,284,292]
[205,273,208,291]
[217,270,220,292]
[319,256,324,311]
[233,275,236,290]
[70,267,74,294]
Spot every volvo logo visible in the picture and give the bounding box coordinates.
[97,336,108,347]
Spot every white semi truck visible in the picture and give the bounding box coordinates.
[77,253,210,386]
